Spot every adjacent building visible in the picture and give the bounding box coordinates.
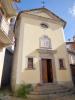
[0,0,21,87]
[66,36,75,65]
[12,8,73,90]
[66,36,75,84]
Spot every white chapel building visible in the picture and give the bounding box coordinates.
[12,8,73,89]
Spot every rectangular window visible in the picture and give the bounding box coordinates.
[59,59,65,69]
[28,58,33,69]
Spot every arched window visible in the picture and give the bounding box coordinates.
[39,35,52,49]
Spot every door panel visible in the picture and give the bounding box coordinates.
[47,59,53,82]
[41,59,53,83]
[42,59,48,83]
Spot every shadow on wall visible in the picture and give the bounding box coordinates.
[17,42,72,85]
[1,49,13,89]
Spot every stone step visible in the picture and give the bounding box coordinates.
[34,86,68,92]
[39,83,58,85]
[30,88,72,95]
[27,83,75,100]
[27,91,75,100]
[37,83,62,87]
[36,83,64,87]
[34,84,68,90]
[34,85,69,93]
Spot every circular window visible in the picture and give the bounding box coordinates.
[40,23,48,29]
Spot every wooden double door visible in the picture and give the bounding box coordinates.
[41,59,53,83]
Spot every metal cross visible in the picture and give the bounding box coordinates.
[41,0,45,8]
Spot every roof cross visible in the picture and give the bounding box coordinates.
[41,0,45,8]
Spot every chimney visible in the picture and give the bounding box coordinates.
[71,35,75,50]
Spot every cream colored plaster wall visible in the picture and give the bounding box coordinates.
[11,17,23,89]
[53,28,72,84]
[21,57,41,84]
[21,16,72,84]
[13,15,72,87]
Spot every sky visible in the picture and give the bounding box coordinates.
[15,0,75,41]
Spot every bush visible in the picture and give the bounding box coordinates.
[15,84,33,98]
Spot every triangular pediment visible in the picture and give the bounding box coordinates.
[24,8,66,28]
[27,10,51,19]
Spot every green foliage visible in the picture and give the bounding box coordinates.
[15,84,33,98]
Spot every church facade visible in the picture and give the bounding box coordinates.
[12,8,73,89]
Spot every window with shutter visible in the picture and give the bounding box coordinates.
[28,58,33,69]
[59,59,65,70]
[40,35,51,49]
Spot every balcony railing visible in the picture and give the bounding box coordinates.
[0,16,10,36]
[0,16,14,44]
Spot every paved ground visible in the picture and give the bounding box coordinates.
[50,95,75,100]
[0,95,75,100]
